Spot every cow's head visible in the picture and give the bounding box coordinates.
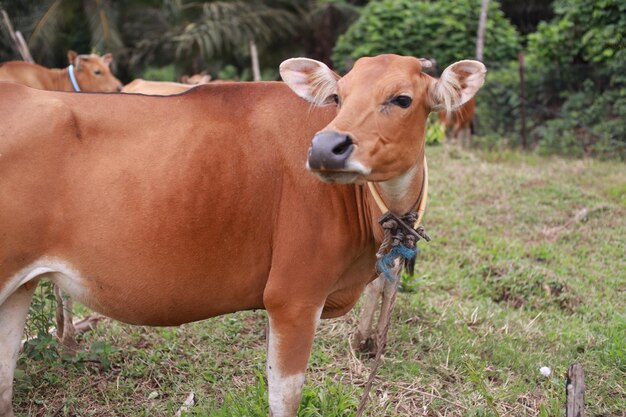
[67,50,124,92]
[280,54,485,183]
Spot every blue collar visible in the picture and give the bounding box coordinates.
[67,65,81,92]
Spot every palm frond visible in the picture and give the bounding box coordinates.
[26,0,62,44]
[171,1,300,60]
[84,0,123,54]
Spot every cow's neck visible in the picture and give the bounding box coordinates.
[370,147,426,216]
[49,67,73,91]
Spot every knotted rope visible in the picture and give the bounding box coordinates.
[376,211,430,281]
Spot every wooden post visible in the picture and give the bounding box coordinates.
[518,52,528,149]
[472,0,489,142]
[475,0,489,62]
[1,9,35,63]
[249,39,261,81]
[566,364,585,417]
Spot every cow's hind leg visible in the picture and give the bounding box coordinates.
[0,283,37,417]
[264,298,322,417]
[54,286,77,352]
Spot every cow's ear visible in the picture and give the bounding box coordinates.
[102,53,113,66]
[429,60,486,112]
[67,50,79,66]
[280,58,340,106]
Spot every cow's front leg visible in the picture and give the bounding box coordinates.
[265,300,322,417]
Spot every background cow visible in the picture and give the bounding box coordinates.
[121,79,200,95]
[121,75,213,95]
[439,97,475,146]
[0,50,122,92]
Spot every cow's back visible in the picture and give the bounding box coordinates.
[0,61,55,90]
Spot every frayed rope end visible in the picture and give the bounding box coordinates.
[376,244,418,281]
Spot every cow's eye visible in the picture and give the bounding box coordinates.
[94,69,102,76]
[391,95,412,108]
[329,94,340,105]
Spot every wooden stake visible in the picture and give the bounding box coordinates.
[1,9,35,63]
[355,276,400,417]
[249,39,261,81]
[566,364,585,417]
[475,0,489,62]
[518,52,528,149]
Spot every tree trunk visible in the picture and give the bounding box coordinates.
[476,0,489,62]
[518,52,528,149]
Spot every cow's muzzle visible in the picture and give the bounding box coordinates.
[307,131,354,171]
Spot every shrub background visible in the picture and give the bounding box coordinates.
[332,0,520,71]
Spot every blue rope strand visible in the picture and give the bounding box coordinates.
[376,244,418,281]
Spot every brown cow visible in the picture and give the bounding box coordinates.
[122,71,214,96]
[0,54,485,417]
[439,97,475,145]
[0,50,122,92]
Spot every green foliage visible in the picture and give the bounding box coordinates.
[524,0,626,158]
[332,0,520,71]
[206,373,268,416]
[1,1,357,82]
[79,341,120,370]
[534,72,626,159]
[426,112,444,145]
[298,379,358,417]
[21,333,59,362]
[205,374,358,417]
[473,63,521,143]
[528,0,626,67]
[21,281,59,361]
[142,64,177,82]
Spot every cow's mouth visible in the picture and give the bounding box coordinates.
[312,171,363,184]
[306,156,371,184]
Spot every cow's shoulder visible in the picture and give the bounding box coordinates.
[0,86,79,147]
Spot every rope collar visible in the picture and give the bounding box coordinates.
[368,157,430,280]
[67,65,81,92]
[366,157,429,228]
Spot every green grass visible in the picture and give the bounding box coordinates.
[14,145,626,416]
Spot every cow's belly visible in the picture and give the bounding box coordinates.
[41,254,268,326]
[322,244,378,318]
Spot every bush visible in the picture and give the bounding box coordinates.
[426,113,444,145]
[332,0,520,71]
[473,63,520,142]
[534,79,626,159]
[525,0,626,158]
[142,65,177,81]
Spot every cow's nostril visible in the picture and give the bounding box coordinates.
[332,136,353,155]
[309,132,355,170]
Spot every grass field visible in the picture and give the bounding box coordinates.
[14,145,626,417]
